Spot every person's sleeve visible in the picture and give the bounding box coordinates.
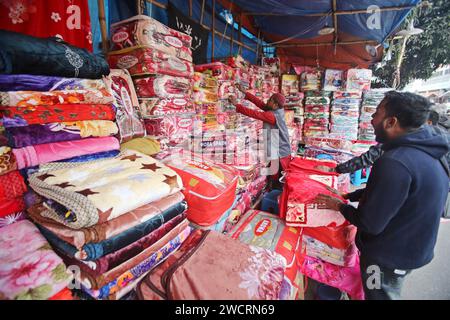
[236,104,276,125]
[345,188,366,202]
[244,91,266,110]
[335,144,383,174]
[338,157,412,235]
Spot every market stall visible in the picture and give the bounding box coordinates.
[0,0,421,301]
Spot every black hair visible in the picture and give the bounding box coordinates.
[428,109,439,125]
[382,91,432,129]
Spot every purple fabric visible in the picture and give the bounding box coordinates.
[0,74,106,92]
[6,124,82,148]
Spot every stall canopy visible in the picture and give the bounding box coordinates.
[89,0,420,69]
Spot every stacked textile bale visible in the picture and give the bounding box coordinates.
[303,91,332,138]
[281,74,304,152]
[344,69,372,93]
[108,15,195,150]
[322,69,344,92]
[329,91,362,141]
[27,150,190,300]
[359,90,389,141]
[0,81,120,169]
[0,30,117,300]
[279,157,364,299]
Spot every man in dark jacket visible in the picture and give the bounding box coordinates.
[316,91,449,300]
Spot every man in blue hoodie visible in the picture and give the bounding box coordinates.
[316,91,449,300]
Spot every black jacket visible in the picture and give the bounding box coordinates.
[340,126,449,270]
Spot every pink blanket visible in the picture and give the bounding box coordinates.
[13,136,120,169]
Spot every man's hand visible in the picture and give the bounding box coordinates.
[316,165,336,173]
[314,194,345,211]
[228,95,238,105]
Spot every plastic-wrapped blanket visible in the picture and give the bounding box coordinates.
[133,75,191,99]
[108,46,194,78]
[301,71,321,91]
[28,150,182,229]
[144,116,194,146]
[139,97,194,117]
[0,220,73,300]
[12,136,120,169]
[194,62,234,80]
[104,69,145,142]
[110,15,192,62]
[323,69,343,91]
[231,210,302,300]
[5,121,118,148]
[302,235,358,267]
[345,69,372,92]
[162,153,239,226]
[0,74,107,92]
[0,197,25,218]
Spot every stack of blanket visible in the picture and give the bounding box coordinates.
[27,150,191,300]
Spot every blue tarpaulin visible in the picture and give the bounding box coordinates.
[89,0,419,68]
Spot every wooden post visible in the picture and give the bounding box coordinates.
[256,29,261,63]
[230,13,234,56]
[211,0,216,61]
[200,0,206,25]
[97,0,108,54]
[189,0,193,17]
[238,13,243,55]
[332,0,338,55]
[136,0,143,15]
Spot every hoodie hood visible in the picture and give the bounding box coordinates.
[382,125,449,160]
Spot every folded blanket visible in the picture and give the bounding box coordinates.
[37,200,187,261]
[28,192,184,248]
[59,150,121,163]
[61,213,186,277]
[139,97,194,117]
[0,197,25,218]
[0,211,26,228]
[0,170,27,201]
[5,121,119,148]
[133,75,191,99]
[67,217,189,291]
[108,46,194,78]
[110,15,192,62]
[13,136,120,169]
[120,138,160,156]
[28,150,183,229]
[0,104,116,127]
[0,220,73,300]
[80,222,192,299]
[0,146,17,176]
[0,30,109,79]
[0,74,107,92]
[0,89,113,107]
[104,69,146,142]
